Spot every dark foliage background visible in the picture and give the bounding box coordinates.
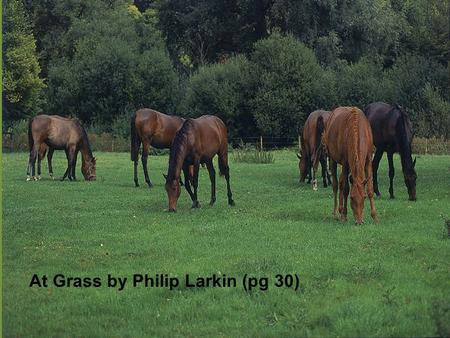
[3,0,449,139]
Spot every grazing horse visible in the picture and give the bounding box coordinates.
[364,102,417,201]
[131,108,185,188]
[298,110,332,190]
[165,115,234,212]
[322,107,377,225]
[27,115,96,181]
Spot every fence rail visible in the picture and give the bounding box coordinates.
[2,132,450,155]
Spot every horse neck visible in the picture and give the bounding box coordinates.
[167,139,188,181]
[349,109,362,177]
[79,137,93,163]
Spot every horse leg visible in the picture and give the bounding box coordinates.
[37,146,46,180]
[182,165,195,202]
[27,144,38,181]
[330,160,339,219]
[306,158,312,184]
[219,151,234,206]
[372,147,383,197]
[141,142,153,188]
[71,150,78,181]
[338,165,349,222]
[61,149,70,181]
[320,156,328,188]
[366,158,378,223]
[47,147,55,179]
[326,157,332,186]
[134,160,139,187]
[67,148,77,181]
[31,144,40,180]
[387,151,395,199]
[191,161,200,208]
[205,160,216,206]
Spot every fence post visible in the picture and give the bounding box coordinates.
[260,136,263,151]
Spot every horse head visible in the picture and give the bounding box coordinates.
[350,177,367,225]
[82,157,96,181]
[165,175,180,212]
[404,157,417,201]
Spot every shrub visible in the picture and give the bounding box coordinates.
[232,143,274,164]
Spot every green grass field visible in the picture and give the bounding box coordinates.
[3,150,450,337]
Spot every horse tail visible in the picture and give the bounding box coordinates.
[28,118,34,153]
[315,116,325,154]
[130,113,141,162]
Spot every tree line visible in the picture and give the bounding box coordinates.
[3,0,449,140]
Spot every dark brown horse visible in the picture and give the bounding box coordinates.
[322,107,377,225]
[131,108,185,188]
[27,115,96,181]
[298,110,332,190]
[165,115,234,212]
[364,102,417,201]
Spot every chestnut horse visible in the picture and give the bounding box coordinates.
[322,107,377,224]
[131,108,185,188]
[165,115,234,212]
[364,102,417,201]
[27,115,96,181]
[298,110,332,190]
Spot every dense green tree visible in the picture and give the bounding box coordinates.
[24,0,129,76]
[46,5,179,127]
[3,0,45,125]
[182,55,255,138]
[249,33,331,137]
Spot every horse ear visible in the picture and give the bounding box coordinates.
[296,153,301,160]
[163,174,167,180]
[413,157,416,167]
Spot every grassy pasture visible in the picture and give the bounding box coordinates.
[2,151,450,337]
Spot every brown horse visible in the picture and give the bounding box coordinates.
[364,102,417,201]
[131,108,185,188]
[298,110,332,190]
[27,115,96,181]
[165,115,234,212]
[322,107,377,225]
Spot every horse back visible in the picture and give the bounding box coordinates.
[302,110,331,156]
[192,115,228,158]
[325,107,372,167]
[31,115,80,148]
[135,108,184,148]
[364,102,410,151]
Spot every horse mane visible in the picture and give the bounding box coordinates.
[76,121,94,159]
[167,119,192,181]
[349,107,361,176]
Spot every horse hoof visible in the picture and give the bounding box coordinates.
[37,176,41,180]
[209,199,216,206]
[26,177,31,181]
[229,200,235,206]
[33,176,38,181]
[389,195,395,199]
[192,201,200,208]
